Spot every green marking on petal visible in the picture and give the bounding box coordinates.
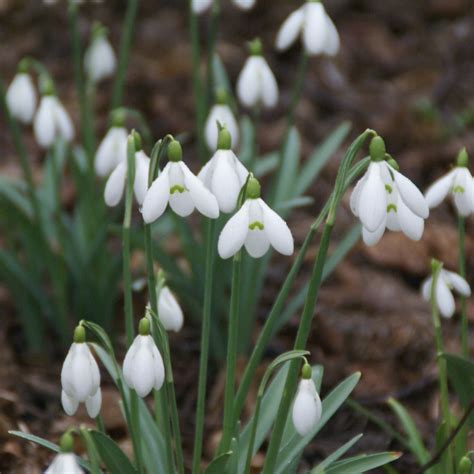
[387,204,397,213]
[452,185,465,194]
[170,184,186,194]
[385,184,393,193]
[249,221,264,230]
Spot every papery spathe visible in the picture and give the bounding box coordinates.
[6,73,37,124]
[292,379,322,436]
[95,127,128,177]
[45,453,83,474]
[205,104,239,150]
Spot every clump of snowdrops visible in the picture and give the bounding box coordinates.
[2,1,474,473]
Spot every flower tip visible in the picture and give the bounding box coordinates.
[301,363,312,379]
[138,317,150,336]
[456,147,469,167]
[245,176,261,199]
[248,37,263,55]
[73,325,86,344]
[168,140,182,162]
[217,126,232,150]
[369,136,386,162]
[110,108,126,128]
[59,432,74,453]
[18,58,29,73]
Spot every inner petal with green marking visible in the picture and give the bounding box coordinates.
[452,185,465,194]
[387,204,397,213]
[249,221,264,230]
[170,184,186,194]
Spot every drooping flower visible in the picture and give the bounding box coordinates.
[218,176,294,258]
[6,69,37,124]
[198,126,248,213]
[158,286,184,332]
[84,23,116,83]
[123,318,165,397]
[425,148,474,217]
[421,266,471,319]
[33,83,74,148]
[205,89,239,150]
[45,433,83,474]
[104,134,150,207]
[142,139,219,223]
[192,0,255,15]
[95,126,128,177]
[350,136,429,246]
[237,38,278,109]
[292,364,322,436]
[275,1,340,56]
[60,326,101,418]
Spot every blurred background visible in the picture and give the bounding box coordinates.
[1,0,474,472]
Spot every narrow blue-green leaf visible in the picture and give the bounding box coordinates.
[324,451,402,473]
[238,116,254,166]
[204,452,233,474]
[254,152,278,178]
[275,196,314,211]
[0,176,33,218]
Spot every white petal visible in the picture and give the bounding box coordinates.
[349,173,368,217]
[444,270,471,297]
[61,345,76,396]
[397,196,424,241]
[302,3,328,55]
[421,277,433,301]
[258,57,279,108]
[158,287,184,332]
[276,8,305,51]
[218,201,250,259]
[70,344,95,402]
[46,453,83,474]
[292,379,322,436]
[210,150,242,213]
[362,218,386,246]
[237,57,260,108]
[425,170,455,209]
[180,162,219,218]
[204,105,239,150]
[358,163,387,232]
[61,390,79,416]
[134,151,151,205]
[34,96,56,148]
[131,336,156,397]
[141,164,170,223]
[95,127,128,177]
[123,337,139,388]
[197,157,215,188]
[391,166,429,219]
[6,73,37,124]
[260,199,294,255]
[192,0,212,14]
[232,0,255,9]
[151,342,165,390]
[169,191,195,216]
[436,277,455,318]
[104,162,126,207]
[453,168,474,216]
[323,13,340,56]
[85,388,102,418]
[53,98,74,142]
[245,230,270,258]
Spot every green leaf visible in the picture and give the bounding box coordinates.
[254,152,278,178]
[0,176,33,218]
[238,116,255,166]
[89,430,137,474]
[295,121,351,197]
[79,428,102,474]
[9,431,91,471]
[387,397,430,464]
[323,451,402,473]
[274,196,314,211]
[81,321,115,358]
[204,452,233,474]
[311,434,363,473]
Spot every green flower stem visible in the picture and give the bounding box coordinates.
[233,155,372,423]
[111,0,139,110]
[219,252,243,454]
[67,1,95,168]
[95,414,106,434]
[287,51,309,128]
[205,0,221,105]
[130,389,144,472]
[458,216,468,358]
[430,263,453,474]
[262,130,374,474]
[188,0,207,163]
[192,219,216,474]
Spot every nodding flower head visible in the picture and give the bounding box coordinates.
[192,0,256,15]
[157,286,184,332]
[6,65,37,124]
[84,23,116,83]
[95,125,128,178]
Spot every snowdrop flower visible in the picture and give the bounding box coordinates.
[123,318,165,397]
[292,364,322,436]
[425,148,474,217]
[276,0,340,56]
[84,23,116,83]
[6,67,37,124]
[142,139,219,223]
[218,176,294,258]
[61,326,101,418]
[192,0,255,15]
[104,134,150,207]
[350,136,429,246]
[205,89,239,150]
[237,38,278,109]
[198,126,248,213]
[33,80,74,148]
[158,286,184,332]
[421,264,471,318]
[45,433,83,474]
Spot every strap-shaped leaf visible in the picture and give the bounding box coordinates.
[322,451,401,473]
[204,452,233,474]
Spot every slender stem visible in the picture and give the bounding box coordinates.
[244,394,263,474]
[430,265,453,474]
[287,51,309,128]
[95,414,106,434]
[111,0,139,110]
[188,0,207,163]
[262,222,333,474]
[205,0,221,105]
[192,219,216,474]
[458,216,468,358]
[219,253,242,453]
[130,389,144,472]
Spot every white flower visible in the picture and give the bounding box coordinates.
[33,95,74,148]
[205,104,239,150]
[104,149,150,207]
[276,1,340,56]
[6,72,37,124]
[218,187,294,259]
[237,55,278,108]
[84,35,116,83]
[142,141,219,223]
[61,341,101,418]
[425,167,474,217]
[95,127,128,177]
[45,453,83,474]
[350,160,429,246]
[123,334,165,397]
[421,269,471,318]
[198,148,248,213]
[292,378,322,436]
[192,0,255,14]
[158,286,184,332]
